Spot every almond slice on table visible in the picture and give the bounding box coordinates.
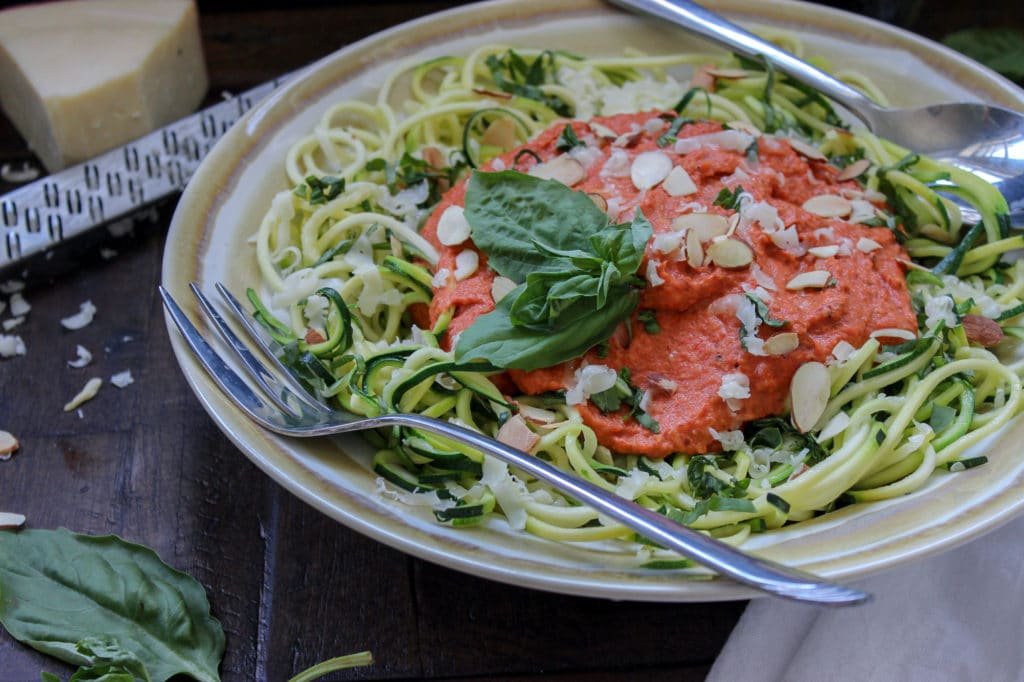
[0,430,18,458]
[790,361,830,433]
[0,512,25,529]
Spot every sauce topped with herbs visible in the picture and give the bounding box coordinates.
[421,112,916,456]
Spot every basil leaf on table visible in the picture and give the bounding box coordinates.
[0,528,224,682]
[456,171,652,370]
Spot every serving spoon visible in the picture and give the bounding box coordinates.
[608,0,1024,208]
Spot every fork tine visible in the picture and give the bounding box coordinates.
[159,285,286,431]
[213,282,332,415]
[188,283,327,420]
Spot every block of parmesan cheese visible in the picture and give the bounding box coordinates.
[0,0,208,171]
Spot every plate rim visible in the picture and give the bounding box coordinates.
[162,0,1024,602]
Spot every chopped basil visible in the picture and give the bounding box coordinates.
[638,309,661,334]
[484,49,573,116]
[589,367,660,433]
[294,175,345,204]
[744,293,788,328]
[713,185,746,209]
[555,123,585,151]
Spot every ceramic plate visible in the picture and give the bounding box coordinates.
[163,0,1024,601]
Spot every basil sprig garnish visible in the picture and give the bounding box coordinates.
[454,171,651,370]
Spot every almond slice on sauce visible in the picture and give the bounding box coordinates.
[707,238,753,269]
[685,228,704,267]
[787,138,828,161]
[631,151,673,190]
[764,332,800,356]
[0,430,18,457]
[588,121,618,139]
[837,158,871,181]
[662,166,698,196]
[808,245,840,259]
[802,194,853,218]
[530,155,585,186]
[786,270,832,290]
[790,361,831,433]
[0,512,25,529]
[672,212,729,242]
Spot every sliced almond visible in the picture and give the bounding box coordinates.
[706,67,750,79]
[808,245,840,259]
[726,120,762,137]
[588,121,618,139]
[530,155,585,186]
[790,361,830,433]
[0,512,25,530]
[764,332,800,356]
[856,237,882,253]
[613,128,644,148]
[491,276,517,303]
[481,117,520,150]
[631,151,673,190]
[0,430,18,457]
[707,238,753,269]
[587,192,608,212]
[786,270,832,290]
[671,212,729,241]
[962,314,1004,347]
[436,205,472,246]
[472,87,513,100]
[662,166,698,197]
[421,146,445,170]
[787,138,828,161]
[685,228,704,267]
[836,158,871,181]
[64,377,103,412]
[802,194,852,218]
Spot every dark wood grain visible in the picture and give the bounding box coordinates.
[1,1,1020,680]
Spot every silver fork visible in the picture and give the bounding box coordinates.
[160,281,869,605]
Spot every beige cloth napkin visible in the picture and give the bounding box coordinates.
[707,515,1024,682]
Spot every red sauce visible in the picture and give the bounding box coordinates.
[420,113,916,456]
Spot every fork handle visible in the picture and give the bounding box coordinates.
[608,0,883,125]
[360,413,869,605]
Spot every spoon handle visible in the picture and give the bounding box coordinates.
[608,0,882,125]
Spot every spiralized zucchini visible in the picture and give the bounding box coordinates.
[249,43,1023,566]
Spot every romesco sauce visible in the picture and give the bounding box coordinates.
[421,112,916,456]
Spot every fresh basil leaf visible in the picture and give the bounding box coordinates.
[744,293,788,328]
[454,287,639,370]
[0,529,224,682]
[464,171,611,281]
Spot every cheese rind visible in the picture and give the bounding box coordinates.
[0,0,208,171]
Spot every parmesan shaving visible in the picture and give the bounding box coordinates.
[61,300,97,330]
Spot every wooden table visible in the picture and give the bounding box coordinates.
[0,2,1019,680]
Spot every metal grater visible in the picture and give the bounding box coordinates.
[0,74,292,270]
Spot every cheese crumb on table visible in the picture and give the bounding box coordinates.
[0,0,208,171]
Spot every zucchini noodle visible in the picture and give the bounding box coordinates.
[248,42,1023,567]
